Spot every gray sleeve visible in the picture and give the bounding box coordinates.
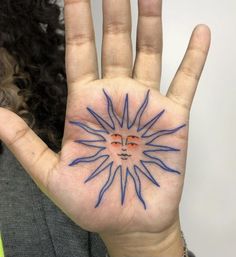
[0,145,106,257]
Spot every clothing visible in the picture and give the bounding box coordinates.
[188,251,195,257]
[0,145,106,257]
[0,234,4,257]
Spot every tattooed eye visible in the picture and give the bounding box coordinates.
[128,142,138,146]
[111,142,121,145]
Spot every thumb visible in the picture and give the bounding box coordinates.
[0,108,59,191]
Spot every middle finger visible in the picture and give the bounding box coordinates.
[133,0,163,89]
[102,0,133,79]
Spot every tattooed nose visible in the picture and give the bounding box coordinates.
[121,148,127,151]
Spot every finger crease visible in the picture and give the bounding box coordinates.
[168,92,189,110]
[137,44,162,55]
[66,33,95,46]
[65,0,90,6]
[31,146,50,168]
[187,46,208,56]
[8,126,31,147]
[178,67,200,81]
[104,23,131,35]
[139,14,162,19]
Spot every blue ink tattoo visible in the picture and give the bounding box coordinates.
[69,90,186,209]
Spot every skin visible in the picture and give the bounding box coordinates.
[0,0,211,256]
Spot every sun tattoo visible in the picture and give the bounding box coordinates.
[69,90,186,209]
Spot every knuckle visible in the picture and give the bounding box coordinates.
[178,66,200,81]
[31,147,59,188]
[64,0,88,6]
[31,146,50,167]
[104,21,130,35]
[140,13,162,19]
[188,46,208,56]
[66,33,95,46]
[9,126,31,146]
[43,160,58,191]
[137,43,160,55]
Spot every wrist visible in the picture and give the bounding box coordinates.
[101,220,184,257]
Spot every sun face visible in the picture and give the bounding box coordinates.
[109,133,142,161]
[69,90,186,209]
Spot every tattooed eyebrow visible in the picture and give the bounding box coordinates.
[111,134,122,137]
[127,135,139,139]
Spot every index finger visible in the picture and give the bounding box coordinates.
[167,25,211,109]
[65,0,99,89]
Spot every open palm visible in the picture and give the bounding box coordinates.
[0,0,210,240]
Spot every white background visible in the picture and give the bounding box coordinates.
[59,0,236,256]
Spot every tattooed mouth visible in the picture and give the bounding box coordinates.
[118,153,131,157]
[118,153,132,160]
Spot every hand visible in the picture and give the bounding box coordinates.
[0,0,210,256]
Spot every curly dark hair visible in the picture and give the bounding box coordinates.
[0,0,67,152]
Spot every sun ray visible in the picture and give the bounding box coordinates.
[120,167,129,205]
[95,164,120,208]
[69,121,108,136]
[139,110,165,136]
[144,144,180,152]
[129,168,146,209]
[144,124,186,143]
[138,162,160,187]
[103,89,122,127]
[143,152,180,174]
[87,107,114,133]
[129,90,150,129]
[84,156,111,183]
[69,148,107,167]
[75,139,106,149]
[121,94,129,128]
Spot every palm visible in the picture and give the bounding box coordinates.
[0,0,210,239]
[47,79,187,233]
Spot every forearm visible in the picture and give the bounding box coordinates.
[101,220,184,257]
